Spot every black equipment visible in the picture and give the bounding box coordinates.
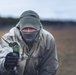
[8,42,19,75]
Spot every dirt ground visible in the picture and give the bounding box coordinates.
[0,27,76,75]
[45,27,76,75]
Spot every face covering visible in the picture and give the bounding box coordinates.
[20,31,39,45]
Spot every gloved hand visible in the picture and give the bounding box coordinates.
[4,52,19,70]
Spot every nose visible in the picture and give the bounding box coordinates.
[27,28,30,32]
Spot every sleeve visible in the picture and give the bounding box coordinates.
[38,35,59,75]
[0,30,14,74]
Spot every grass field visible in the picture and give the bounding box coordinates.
[0,27,76,75]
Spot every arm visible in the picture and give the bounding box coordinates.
[38,36,59,75]
[0,38,13,74]
[0,28,16,74]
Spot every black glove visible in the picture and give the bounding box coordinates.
[4,52,19,70]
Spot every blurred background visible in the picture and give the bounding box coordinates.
[0,0,76,75]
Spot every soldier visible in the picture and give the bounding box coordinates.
[0,10,58,75]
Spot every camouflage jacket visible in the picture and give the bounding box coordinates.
[0,25,58,75]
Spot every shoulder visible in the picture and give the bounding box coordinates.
[2,27,19,40]
[41,29,56,48]
[42,29,55,41]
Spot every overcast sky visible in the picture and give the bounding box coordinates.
[0,0,76,20]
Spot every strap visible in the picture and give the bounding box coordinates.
[23,48,35,75]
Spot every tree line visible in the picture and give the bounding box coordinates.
[0,17,76,27]
[0,17,19,26]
